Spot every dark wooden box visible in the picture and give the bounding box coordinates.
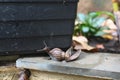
[0,0,79,55]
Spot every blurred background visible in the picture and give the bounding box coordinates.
[77,0,112,13]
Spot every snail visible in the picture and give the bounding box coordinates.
[42,44,71,61]
[18,69,31,80]
[48,48,69,61]
[41,41,81,61]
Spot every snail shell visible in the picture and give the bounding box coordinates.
[49,48,66,61]
[47,47,81,61]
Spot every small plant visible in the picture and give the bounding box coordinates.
[74,11,114,37]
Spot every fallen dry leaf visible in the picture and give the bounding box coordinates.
[102,19,117,30]
[73,36,88,43]
[102,34,113,40]
[73,36,94,51]
[82,48,98,53]
[101,19,117,40]
[73,42,84,50]
[96,44,104,49]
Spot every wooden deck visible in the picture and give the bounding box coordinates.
[0,66,111,80]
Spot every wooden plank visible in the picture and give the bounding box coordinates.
[16,53,120,80]
[30,70,111,80]
[0,65,111,80]
[0,67,19,80]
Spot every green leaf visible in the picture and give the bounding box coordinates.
[86,16,93,25]
[100,27,110,31]
[95,31,105,36]
[92,17,106,27]
[96,11,115,20]
[88,12,100,19]
[90,28,96,32]
[75,11,114,37]
[77,13,86,23]
[81,26,89,33]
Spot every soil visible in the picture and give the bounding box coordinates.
[103,40,120,53]
[88,36,120,53]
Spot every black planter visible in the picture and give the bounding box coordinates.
[0,0,79,55]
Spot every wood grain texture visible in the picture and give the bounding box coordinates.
[0,67,19,80]
[30,70,111,80]
[0,66,111,80]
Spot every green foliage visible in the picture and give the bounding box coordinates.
[74,11,114,37]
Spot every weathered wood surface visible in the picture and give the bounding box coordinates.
[0,63,112,80]
[0,66,19,80]
[0,66,111,80]
[30,70,111,80]
[16,52,120,80]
